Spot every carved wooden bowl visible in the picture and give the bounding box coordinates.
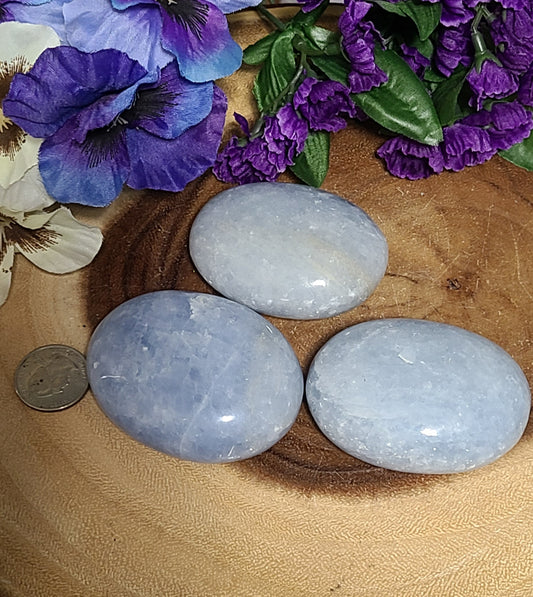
[1,9,532,596]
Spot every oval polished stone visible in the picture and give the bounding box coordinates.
[87,291,303,463]
[189,182,388,319]
[306,319,531,474]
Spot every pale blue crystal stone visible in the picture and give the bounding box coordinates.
[189,182,388,319]
[87,291,303,463]
[306,319,531,474]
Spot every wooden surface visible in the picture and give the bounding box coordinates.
[2,9,533,596]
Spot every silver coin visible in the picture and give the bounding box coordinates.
[14,345,88,411]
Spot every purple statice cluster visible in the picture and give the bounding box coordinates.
[214,77,358,183]
[372,0,533,178]
[278,0,533,181]
[338,0,388,94]
[378,102,533,178]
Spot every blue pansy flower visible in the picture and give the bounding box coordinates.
[59,0,260,82]
[3,46,227,207]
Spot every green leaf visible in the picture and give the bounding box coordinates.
[243,31,280,65]
[375,1,407,15]
[401,0,441,40]
[310,53,351,86]
[376,0,441,40]
[431,67,468,126]
[499,132,533,171]
[253,29,297,113]
[423,67,447,84]
[292,0,329,27]
[303,25,341,54]
[312,48,443,145]
[290,131,330,187]
[410,36,433,59]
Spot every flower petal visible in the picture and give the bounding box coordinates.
[16,206,103,273]
[0,131,42,189]
[63,0,174,72]
[377,136,445,179]
[0,239,14,307]
[126,85,227,191]
[4,47,148,139]
[111,0,154,8]
[19,210,56,229]
[466,60,519,110]
[293,77,356,133]
[442,123,495,171]
[6,0,68,39]
[130,66,213,139]
[0,22,60,187]
[0,165,54,212]
[65,68,159,145]
[38,116,130,207]
[207,0,262,14]
[158,1,242,82]
[0,21,60,62]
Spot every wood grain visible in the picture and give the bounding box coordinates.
[1,9,533,596]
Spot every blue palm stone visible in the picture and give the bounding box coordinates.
[87,291,304,463]
[189,182,388,319]
[306,318,531,474]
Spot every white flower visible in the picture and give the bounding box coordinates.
[0,23,102,307]
[0,166,103,307]
[0,22,60,187]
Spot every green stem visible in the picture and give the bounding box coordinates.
[256,3,286,31]
[470,5,484,31]
[470,5,501,70]
[249,56,307,140]
[471,30,487,55]
[292,36,324,57]
[471,5,494,33]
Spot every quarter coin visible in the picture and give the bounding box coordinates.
[14,345,88,411]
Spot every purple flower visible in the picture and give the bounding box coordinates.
[293,77,356,132]
[492,3,533,75]
[487,0,527,8]
[499,0,528,7]
[339,0,388,94]
[376,136,445,180]
[264,104,308,170]
[296,0,323,13]
[488,102,533,150]
[4,46,227,206]
[464,101,533,151]
[387,0,475,21]
[439,0,474,27]
[434,24,473,77]
[518,66,533,107]
[214,136,279,183]
[59,0,261,82]
[441,122,495,171]
[214,106,309,184]
[398,43,431,79]
[439,102,533,173]
[466,59,519,110]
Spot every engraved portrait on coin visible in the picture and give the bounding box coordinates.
[15,345,88,411]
